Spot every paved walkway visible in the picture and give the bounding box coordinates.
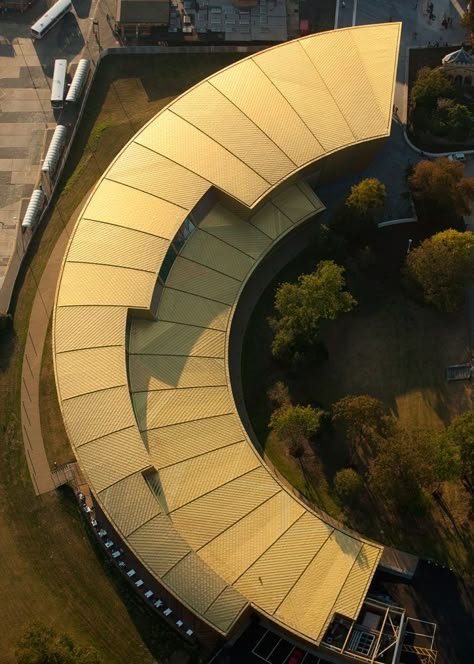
[20,203,79,495]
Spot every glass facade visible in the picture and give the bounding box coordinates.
[158,216,196,283]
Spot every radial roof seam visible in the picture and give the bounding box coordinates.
[197,226,269,260]
[225,509,309,585]
[160,550,234,615]
[348,29,400,129]
[131,318,228,333]
[80,216,180,241]
[161,286,234,308]
[250,55,328,150]
[154,438,248,475]
[140,412,238,434]
[65,259,159,274]
[160,463,265,515]
[173,255,243,284]
[292,40,358,145]
[206,79,299,167]
[56,342,125,355]
[166,108,277,188]
[272,530,335,616]
[132,381,229,395]
[104,176,190,211]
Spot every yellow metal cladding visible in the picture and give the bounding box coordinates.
[145,413,245,469]
[55,346,126,400]
[204,586,249,633]
[99,471,162,538]
[54,306,127,352]
[180,230,256,280]
[83,178,186,237]
[129,355,226,392]
[171,82,295,185]
[169,467,280,550]
[157,288,231,331]
[53,25,399,643]
[68,218,169,273]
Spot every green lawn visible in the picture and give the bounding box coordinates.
[242,223,474,576]
[0,53,244,663]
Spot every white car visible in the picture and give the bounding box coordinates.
[104,540,114,549]
[448,152,465,162]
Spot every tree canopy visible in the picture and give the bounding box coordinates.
[270,404,324,457]
[16,622,102,664]
[334,468,364,504]
[332,395,395,459]
[404,229,474,311]
[346,178,386,214]
[411,67,455,110]
[330,179,385,244]
[408,158,474,220]
[271,260,356,358]
[443,410,474,478]
[369,428,460,504]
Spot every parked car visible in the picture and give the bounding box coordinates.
[448,152,465,161]
[288,649,305,664]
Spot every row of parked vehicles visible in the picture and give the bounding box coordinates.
[30,0,72,40]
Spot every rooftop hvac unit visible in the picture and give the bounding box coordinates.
[22,189,45,231]
[65,58,90,104]
[41,124,67,175]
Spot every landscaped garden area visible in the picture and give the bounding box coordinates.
[408,45,474,151]
[242,169,474,581]
[0,53,244,663]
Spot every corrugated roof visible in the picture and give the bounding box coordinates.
[53,25,400,642]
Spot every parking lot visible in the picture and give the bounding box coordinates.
[213,623,332,664]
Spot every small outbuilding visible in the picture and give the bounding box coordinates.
[441,47,474,87]
[116,0,169,40]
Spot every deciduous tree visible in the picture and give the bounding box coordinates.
[369,429,460,504]
[334,468,364,504]
[408,158,474,220]
[332,395,395,460]
[346,178,386,215]
[411,67,455,109]
[404,229,474,311]
[270,404,324,457]
[271,260,356,359]
[16,622,102,664]
[444,410,474,478]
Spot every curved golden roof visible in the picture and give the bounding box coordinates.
[53,24,400,645]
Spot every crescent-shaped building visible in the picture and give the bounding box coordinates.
[53,23,402,658]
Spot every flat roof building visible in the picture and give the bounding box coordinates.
[116,0,170,39]
[53,23,401,658]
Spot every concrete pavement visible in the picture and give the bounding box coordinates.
[20,198,80,495]
[0,0,118,309]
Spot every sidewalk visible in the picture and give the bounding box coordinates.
[20,198,83,495]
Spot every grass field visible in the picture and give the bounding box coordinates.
[242,222,474,576]
[0,53,244,663]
